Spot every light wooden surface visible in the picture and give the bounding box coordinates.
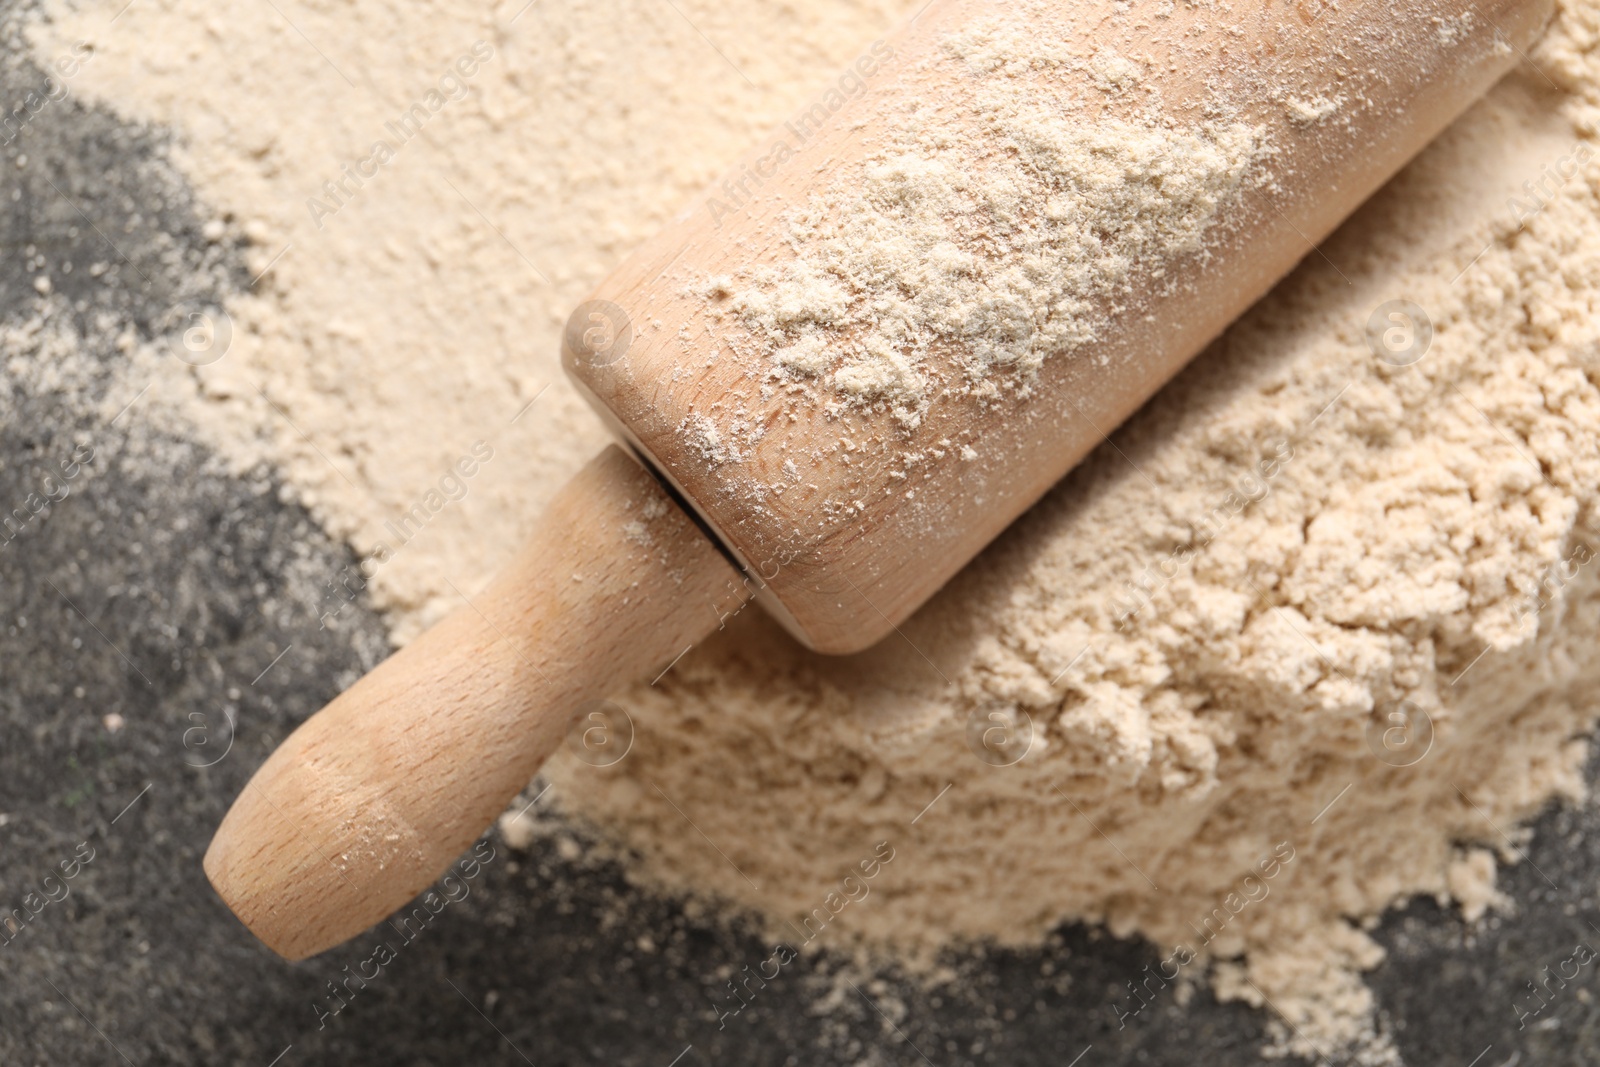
[204,446,749,960]
[568,0,1554,654]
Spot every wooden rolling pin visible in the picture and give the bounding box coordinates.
[206,0,1553,959]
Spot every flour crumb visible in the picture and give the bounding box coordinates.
[1284,94,1343,125]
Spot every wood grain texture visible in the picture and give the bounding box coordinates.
[204,446,749,960]
[566,0,1553,654]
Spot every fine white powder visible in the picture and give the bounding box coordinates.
[718,20,1264,428]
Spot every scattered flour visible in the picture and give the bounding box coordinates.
[716,21,1266,427]
[29,0,1600,1061]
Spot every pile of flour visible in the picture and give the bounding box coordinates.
[31,0,1600,1059]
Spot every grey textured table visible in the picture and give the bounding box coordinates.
[3,6,1598,1063]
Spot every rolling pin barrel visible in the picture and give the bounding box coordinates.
[566,0,1555,653]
